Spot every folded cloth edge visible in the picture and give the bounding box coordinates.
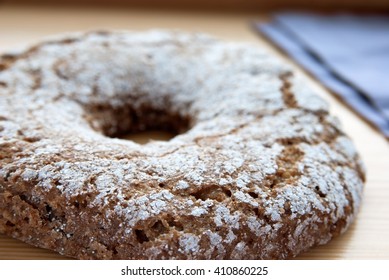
[253,21,389,139]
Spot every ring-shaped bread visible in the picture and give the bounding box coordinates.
[0,31,365,259]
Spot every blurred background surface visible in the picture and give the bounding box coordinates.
[1,0,389,12]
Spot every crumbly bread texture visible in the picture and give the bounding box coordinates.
[0,30,365,259]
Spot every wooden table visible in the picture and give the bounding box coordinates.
[0,4,388,260]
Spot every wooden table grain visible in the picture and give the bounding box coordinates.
[0,4,388,260]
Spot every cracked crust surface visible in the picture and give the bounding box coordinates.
[0,30,365,259]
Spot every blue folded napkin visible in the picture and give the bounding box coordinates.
[254,13,389,138]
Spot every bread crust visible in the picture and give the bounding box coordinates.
[0,30,365,259]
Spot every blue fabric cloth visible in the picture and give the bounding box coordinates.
[254,13,389,138]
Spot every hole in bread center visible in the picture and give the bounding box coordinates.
[119,130,176,144]
[86,102,191,144]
